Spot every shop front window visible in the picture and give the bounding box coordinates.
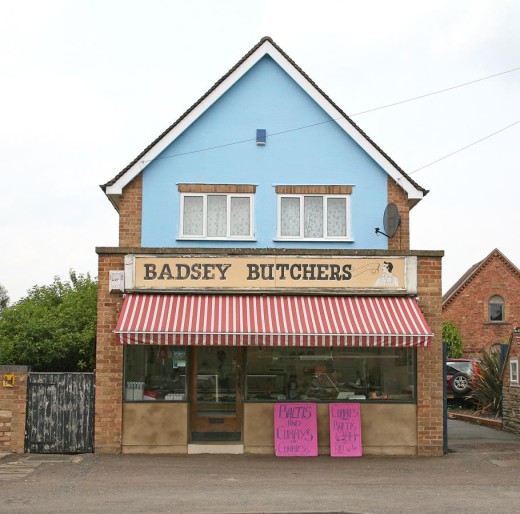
[124,346,188,401]
[246,347,415,402]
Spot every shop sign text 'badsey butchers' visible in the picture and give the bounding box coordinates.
[143,261,353,282]
[127,256,414,291]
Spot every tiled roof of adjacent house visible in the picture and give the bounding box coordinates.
[102,37,428,197]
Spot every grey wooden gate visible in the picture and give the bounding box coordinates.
[25,373,94,453]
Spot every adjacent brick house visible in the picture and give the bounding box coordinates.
[442,249,520,357]
[96,37,444,457]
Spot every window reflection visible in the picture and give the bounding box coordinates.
[246,347,415,402]
[124,346,187,401]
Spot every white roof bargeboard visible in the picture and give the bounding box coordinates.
[103,37,427,209]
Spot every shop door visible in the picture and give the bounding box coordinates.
[191,347,243,441]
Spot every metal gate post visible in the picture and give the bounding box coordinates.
[443,342,448,455]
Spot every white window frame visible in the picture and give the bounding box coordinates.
[510,359,519,386]
[179,192,255,240]
[276,194,352,241]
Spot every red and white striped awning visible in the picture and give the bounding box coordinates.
[115,294,432,347]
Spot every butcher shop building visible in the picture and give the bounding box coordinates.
[95,37,443,457]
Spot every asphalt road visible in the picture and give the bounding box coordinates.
[1,420,520,514]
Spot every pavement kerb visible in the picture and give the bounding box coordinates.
[448,412,503,429]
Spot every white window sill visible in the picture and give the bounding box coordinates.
[273,238,354,243]
[177,236,257,242]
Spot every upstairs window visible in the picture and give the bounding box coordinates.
[276,186,352,241]
[179,185,255,240]
[488,295,504,322]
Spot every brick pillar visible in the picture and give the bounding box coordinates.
[416,255,444,456]
[0,366,29,453]
[387,178,410,251]
[119,174,142,247]
[95,253,125,453]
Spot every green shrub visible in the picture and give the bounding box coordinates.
[0,271,97,372]
[443,321,463,358]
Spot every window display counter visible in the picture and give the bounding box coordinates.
[125,375,186,401]
[246,374,287,401]
[245,347,416,403]
[197,374,236,403]
[124,346,188,402]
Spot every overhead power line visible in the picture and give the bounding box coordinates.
[350,65,520,116]
[148,119,335,162]
[143,65,520,170]
[408,120,520,175]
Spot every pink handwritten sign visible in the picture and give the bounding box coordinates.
[329,403,362,457]
[274,403,318,457]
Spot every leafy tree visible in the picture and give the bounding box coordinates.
[469,349,503,416]
[0,271,97,371]
[442,321,463,358]
[0,283,8,314]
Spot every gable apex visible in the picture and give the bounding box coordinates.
[102,37,428,211]
[443,248,520,307]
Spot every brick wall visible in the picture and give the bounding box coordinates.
[387,178,410,251]
[94,253,125,452]
[502,328,520,435]
[443,254,520,357]
[94,249,444,456]
[416,255,444,456]
[0,366,29,453]
[119,175,142,247]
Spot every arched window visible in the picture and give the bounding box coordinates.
[491,343,502,353]
[488,295,504,322]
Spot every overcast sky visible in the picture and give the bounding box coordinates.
[1,0,519,303]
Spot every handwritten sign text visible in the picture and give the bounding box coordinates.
[274,403,318,457]
[329,403,362,457]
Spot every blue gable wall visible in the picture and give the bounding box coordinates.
[141,56,388,249]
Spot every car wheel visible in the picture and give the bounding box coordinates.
[451,372,470,394]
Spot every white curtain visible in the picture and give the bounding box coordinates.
[183,196,203,235]
[304,196,323,238]
[281,197,300,236]
[327,197,347,237]
[230,197,250,236]
[207,195,227,237]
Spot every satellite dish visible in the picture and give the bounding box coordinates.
[383,203,401,237]
[375,203,401,238]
